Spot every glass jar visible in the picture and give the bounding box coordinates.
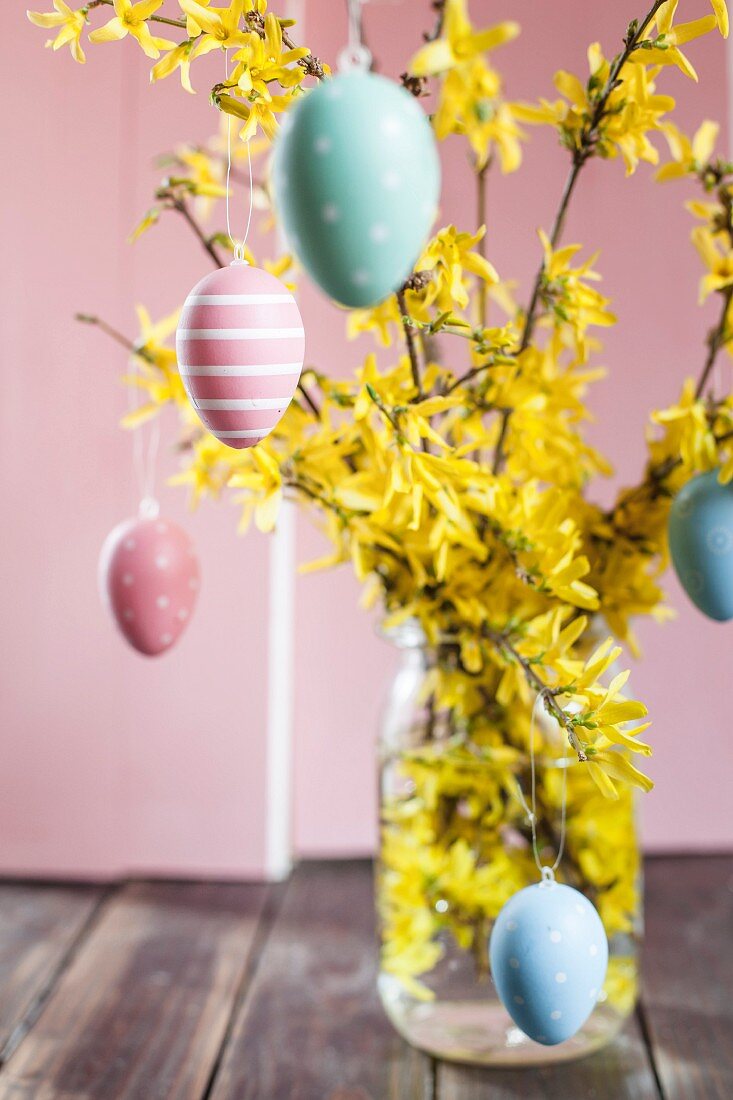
[376,623,641,1066]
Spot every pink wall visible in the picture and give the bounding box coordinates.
[1,1,731,878]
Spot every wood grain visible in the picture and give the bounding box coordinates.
[0,857,730,1099]
[207,861,432,1100]
[0,884,103,1061]
[641,855,733,1100]
[0,881,268,1100]
[437,1016,660,1099]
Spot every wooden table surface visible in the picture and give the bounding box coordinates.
[0,856,729,1099]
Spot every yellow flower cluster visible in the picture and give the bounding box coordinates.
[410,0,526,172]
[515,2,724,174]
[27,0,325,140]
[31,0,732,1015]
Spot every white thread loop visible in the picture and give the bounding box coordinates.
[515,691,569,885]
[138,495,160,520]
[225,49,254,261]
[128,349,160,512]
[339,0,371,71]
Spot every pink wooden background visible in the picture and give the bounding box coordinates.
[2,0,731,878]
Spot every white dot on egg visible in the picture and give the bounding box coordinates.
[382,169,401,190]
[177,608,189,621]
[589,944,598,957]
[123,538,136,551]
[369,222,389,243]
[555,972,567,984]
[575,904,585,915]
[314,135,332,154]
[381,116,402,137]
[549,930,562,944]
[156,595,170,609]
[155,556,169,570]
[160,633,173,646]
[321,202,340,224]
[122,573,134,586]
[550,1010,562,1021]
[509,957,520,970]
[351,270,370,287]
[513,995,524,1005]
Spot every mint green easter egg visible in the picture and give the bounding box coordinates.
[272,70,441,308]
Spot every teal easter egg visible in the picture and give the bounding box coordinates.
[272,70,440,308]
[669,469,733,621]
[489,882,609,1046]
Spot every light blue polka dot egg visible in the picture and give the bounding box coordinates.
[489,882,608,1046]
[668,469,733,621]
[272,70,440,308]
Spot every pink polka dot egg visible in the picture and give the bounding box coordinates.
[176,262,305,449]
[99,507,200,657]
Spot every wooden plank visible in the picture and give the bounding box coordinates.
[208,861,432,1100]
[0,884,103,1061]
[437,1015,659,1099]
[641,855,733,1100]
[0,881,269,1100]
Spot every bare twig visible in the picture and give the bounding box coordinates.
[485,629,588,762]
[171,197,225,268]
[397,289,423,398]
[492,0,667,474]
[297,379,320,418]
[75,313,154,363]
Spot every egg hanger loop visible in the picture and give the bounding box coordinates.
[339,0,371,72]
[127,346,160,517]
[514,691,569,886]
[225,47,254,267]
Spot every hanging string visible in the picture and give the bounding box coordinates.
[514,692,568,885]
[715,340,729,402]
[340,0,371,70]
[346,0,362,53]
[225,48,254,263]
[127,352,160,518]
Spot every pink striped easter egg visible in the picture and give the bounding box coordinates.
[176,263,305,449]
[99,512,200,657]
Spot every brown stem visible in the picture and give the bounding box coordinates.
[297,379,320,418]
[484,628,588,762]
[615,181,733,509]
[425,1,446,42]
[519,158,584,355]
[75,313,155,364]
[492,0,667,475]
[695,286,733,399]
[397,290,423,398]
[173,198,225,268]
